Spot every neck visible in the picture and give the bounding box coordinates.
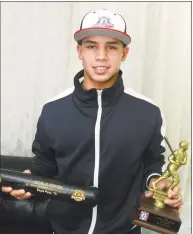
[82,70,119,90]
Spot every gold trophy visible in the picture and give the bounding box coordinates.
[133,137,189,234]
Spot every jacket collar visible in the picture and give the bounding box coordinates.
[73,69,124,107]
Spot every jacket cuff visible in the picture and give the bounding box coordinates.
[146,173,161,188]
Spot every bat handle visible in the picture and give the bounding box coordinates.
[164,137,176,156]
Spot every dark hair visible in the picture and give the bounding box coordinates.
[77,40,82,46]
[77,40,127,48]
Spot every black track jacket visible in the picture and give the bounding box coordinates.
[31,69,166,234]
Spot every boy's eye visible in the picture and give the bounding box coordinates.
[86,45,117,50]
[87,45,96,49]
[108,46,117,49]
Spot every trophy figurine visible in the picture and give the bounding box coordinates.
[133,137,189,234]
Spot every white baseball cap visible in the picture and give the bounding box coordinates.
[74,9,131,45]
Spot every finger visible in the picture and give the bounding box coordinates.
[10,189,26,196]
[23,170,31,174]
[1,187,13,193]
[145,191,153,197]
[173,201,183,208]
[164,199,183,207]
[157,183,166,189]
[179,206,183,214]
[176,201,183,208]
[168,185,180,198]
[157,180,171,189]
[164,198,182,205]
[170,200,183,208]
[17,192,32,200]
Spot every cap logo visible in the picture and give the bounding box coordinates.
[92,16,114,28]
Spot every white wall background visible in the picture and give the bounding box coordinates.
[1,2,191,233]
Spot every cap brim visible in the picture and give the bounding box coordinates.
[74,28,131,45]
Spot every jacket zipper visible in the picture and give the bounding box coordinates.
[88,90,103,234]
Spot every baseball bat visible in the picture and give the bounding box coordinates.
[0,168,98,207]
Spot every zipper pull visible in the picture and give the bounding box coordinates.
[97,90,102,96]
[97,90,102,107]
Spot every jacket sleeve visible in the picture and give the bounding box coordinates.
[143,108,166,190]
[30,106,58,178]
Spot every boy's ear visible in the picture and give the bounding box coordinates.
[77,45,83,60]
[121,46,129,61]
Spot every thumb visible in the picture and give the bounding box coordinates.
[145,190,153,198]
[23,170,31,174]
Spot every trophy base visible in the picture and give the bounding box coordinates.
[133,195,181,234]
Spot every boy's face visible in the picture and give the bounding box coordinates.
[77,36,129,84]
